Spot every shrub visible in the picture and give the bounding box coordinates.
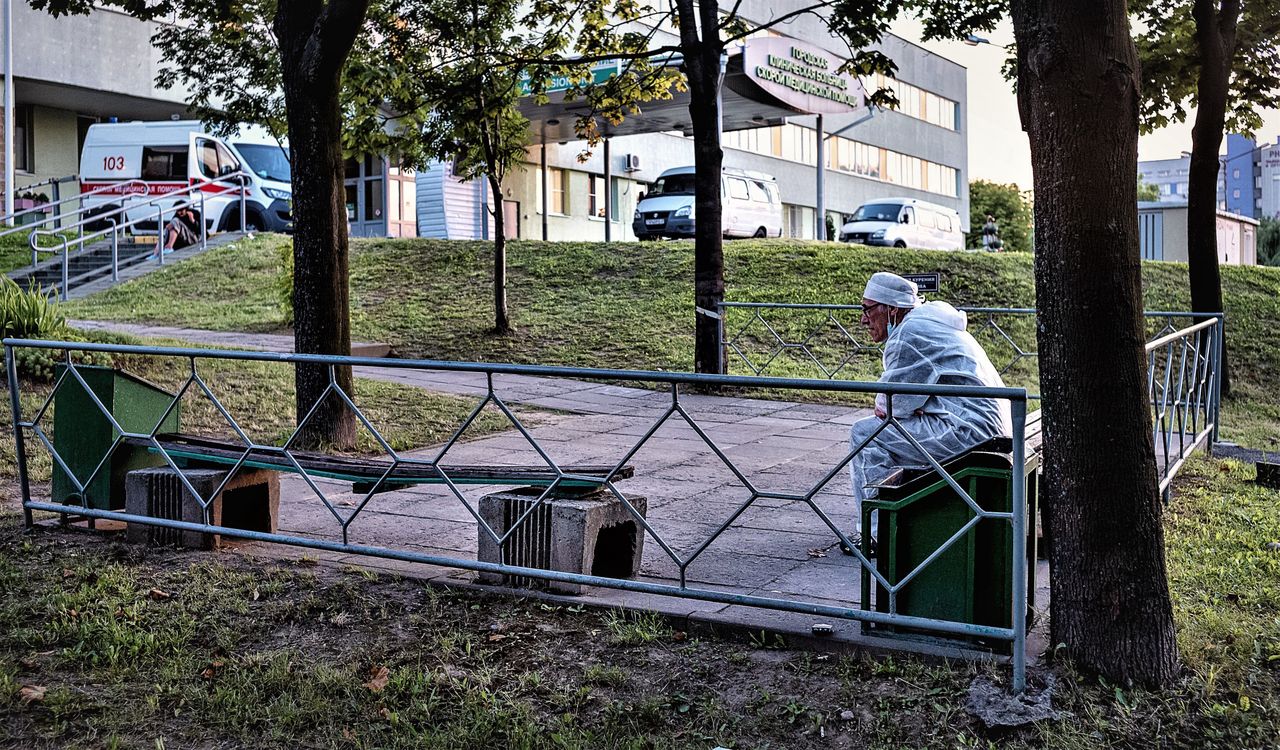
[0,277,65,340]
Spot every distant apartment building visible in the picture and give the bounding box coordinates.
[1139,133,1280,221]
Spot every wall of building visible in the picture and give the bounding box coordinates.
[1139,202,1258,265]
[474,25,969,243]
[1262,139,1280,221]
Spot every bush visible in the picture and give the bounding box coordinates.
[0,278,114,380]
[276,240,294,324]
[1259,218,1280,268]
[0,277,65,340]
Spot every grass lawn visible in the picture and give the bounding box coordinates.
[0,455,1277,748]
[64,236,1280,450]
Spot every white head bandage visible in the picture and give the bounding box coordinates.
[863,272,922,309]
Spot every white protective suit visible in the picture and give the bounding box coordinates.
[849,300,1013,538]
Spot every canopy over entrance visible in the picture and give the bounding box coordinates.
[519,39,868,144]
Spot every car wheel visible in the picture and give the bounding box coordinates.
[894,240,908,248]
[753,227,767,239]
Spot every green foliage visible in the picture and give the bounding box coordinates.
[1134,0,1280,137]
[0,277,65,340]
[1258,217,1280,267]
[966,180,1033,252]
[1137,177,1161,202]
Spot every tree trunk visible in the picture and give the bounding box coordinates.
[274,0,368,450]
[1187,0,1239,397]
[487,171,512,334]
[1011,0,1179,686]
[676,0,725,375]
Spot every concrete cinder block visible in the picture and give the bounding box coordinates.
[125,466,280,549]
[477,487,648,595]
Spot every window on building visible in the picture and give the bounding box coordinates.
[589,174,605,217]
[536,168,568,215]
[14,105,33,172]
[1233,189,1241,199]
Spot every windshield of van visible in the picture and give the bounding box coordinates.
[649,174,696,196]
[849,203,903,222]
[235,143,292,183]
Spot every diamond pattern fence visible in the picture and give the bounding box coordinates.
[720,303,1223,483]
[7,338,1035,688]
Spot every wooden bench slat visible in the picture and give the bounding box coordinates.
[122,434,634,488]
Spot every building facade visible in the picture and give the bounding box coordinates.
[1138,201,1258,265]
[417,11,969,242]
[1139,133,1280,221]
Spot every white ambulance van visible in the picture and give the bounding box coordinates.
[79,120,293,234]
[632,166,783,240]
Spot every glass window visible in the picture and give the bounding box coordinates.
[747,180,769,203]
[401,179,416,222]
[589,175,604,217]
[14,105,33,172]
[197,140,220,179]
[727,178,750,200]
[235,143,291,183]
[364,179,383,221]
[536,168,568,214]
[141,147,188,180]
[610,177,621,221]
[900,206,915,224]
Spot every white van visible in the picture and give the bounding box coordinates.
[839,197,964,250]
[632,166,783,240]
[79,120,293,234]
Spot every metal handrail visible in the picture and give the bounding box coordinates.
[0,178,146,240]
[27,173,245,299]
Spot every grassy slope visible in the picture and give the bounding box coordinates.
[65,236,1280,447]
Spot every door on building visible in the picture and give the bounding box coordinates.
[502,200,520,239]
[344,155,386,237]
[387,163,418,237]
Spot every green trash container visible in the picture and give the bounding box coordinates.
[51,365,181,510]
[859,447,1038,648]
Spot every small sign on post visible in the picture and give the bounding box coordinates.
[902,272,940,293]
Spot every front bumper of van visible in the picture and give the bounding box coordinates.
[266,199,294,232]
[632,217,694,239]
[841,231,889,246]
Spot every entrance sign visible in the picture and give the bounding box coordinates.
[901,272,940,293]
[743,38,866,114]
[519,60,621,96]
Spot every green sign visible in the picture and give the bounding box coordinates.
[519,61,621,96]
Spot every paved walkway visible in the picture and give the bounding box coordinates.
[68,320,1049,660]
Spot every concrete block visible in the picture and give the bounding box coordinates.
[477,487,648,595]
[125,466,280,549]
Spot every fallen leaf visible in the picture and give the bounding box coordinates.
[342,728,355,740]
[487,633,507,643]
[61,568,75,579]
[200,668,216,680]
[378,707,392,720]
[67,608,78,619]
[148,588,171,601]
[672,631,687,642]
[19,685,46,704]
[250,588,260,601]
[18,657,36,670]
[364,665,390,693]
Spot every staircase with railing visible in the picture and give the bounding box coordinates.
[2,175,252,300]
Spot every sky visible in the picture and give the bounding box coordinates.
[890,19,1280,189]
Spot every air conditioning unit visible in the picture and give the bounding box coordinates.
[623,154,642,172]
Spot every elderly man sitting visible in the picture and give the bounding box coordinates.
[845,272,1011,556]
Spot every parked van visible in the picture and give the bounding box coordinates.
[839,197,963,250]
[632,166,783,240]
[79,120,293,234]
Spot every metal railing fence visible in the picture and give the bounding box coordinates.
[0,175,78,234]
[26,174,248,300]
[720,301,1224,493]
[5,337,1033,692]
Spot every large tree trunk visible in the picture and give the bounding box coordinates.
[274,0,368,450]
[1187,0,1239,397]
[487,171,512,334]
[676,0,725,375]
[1012,0,1179,686]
